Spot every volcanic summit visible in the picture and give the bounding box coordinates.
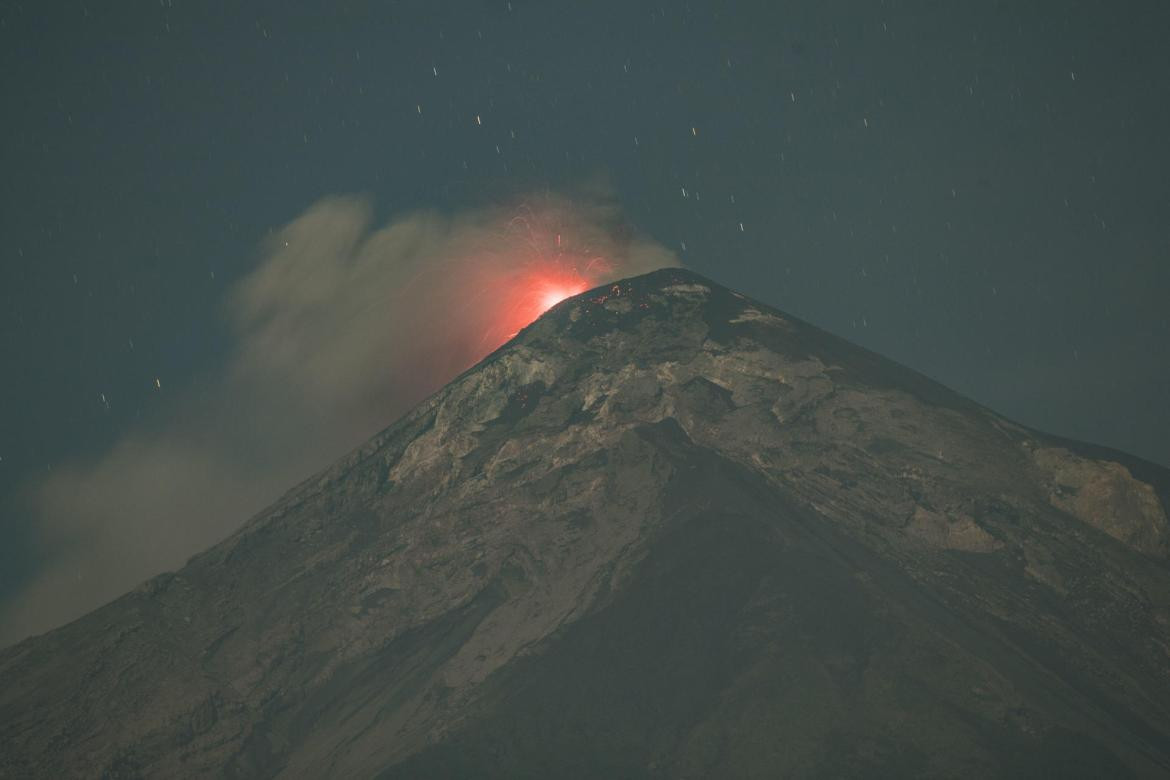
[2,268,1170,778]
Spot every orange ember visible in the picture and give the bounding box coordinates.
[447,205,620,359]
[495,267,592,340]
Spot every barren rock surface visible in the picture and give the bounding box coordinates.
[2,268,1169,778]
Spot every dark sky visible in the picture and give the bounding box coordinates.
[2,1,1169,639]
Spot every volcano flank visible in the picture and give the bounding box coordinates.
[3,268,1170,778]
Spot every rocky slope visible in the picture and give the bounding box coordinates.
[2,268,1169,778]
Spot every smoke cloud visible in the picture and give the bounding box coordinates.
[0,191,676,646]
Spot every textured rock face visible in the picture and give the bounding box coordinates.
[2,268,1170,778]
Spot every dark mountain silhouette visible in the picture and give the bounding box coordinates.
[3,268,1169,778]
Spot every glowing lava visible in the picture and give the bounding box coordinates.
[492,266,593,343]
[536,277,590,314]
[449,210,617,349]
[424,199,669,364]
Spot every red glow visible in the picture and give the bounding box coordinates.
[390,200,645,376]
[455,210,615,352]
[538,278,589,314]
[493,267,593,341]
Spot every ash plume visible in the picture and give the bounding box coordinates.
[0,191,676,646]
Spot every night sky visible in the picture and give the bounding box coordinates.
[2,1,1168,641]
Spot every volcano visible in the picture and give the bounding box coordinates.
[3,269,1170,778]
